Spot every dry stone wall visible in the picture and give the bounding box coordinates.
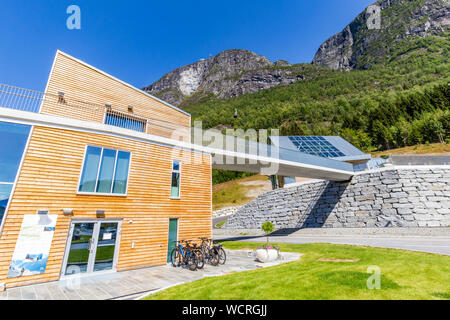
[226,167,450,229]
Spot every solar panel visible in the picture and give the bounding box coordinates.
[287,136,346,159]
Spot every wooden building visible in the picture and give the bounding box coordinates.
[0,51,212,289]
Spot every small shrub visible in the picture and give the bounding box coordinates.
[261,221,274,245]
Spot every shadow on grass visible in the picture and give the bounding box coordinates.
[318,271,401,290]
[431,292,450,299]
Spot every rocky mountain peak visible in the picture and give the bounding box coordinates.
[142,49,303,106]
[312,0,449,71]
[143,0,449,107]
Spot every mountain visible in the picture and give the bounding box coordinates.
[144,0,449,107]
[143,0,448,156]
[143,49,306,107]
[313,0,449,70]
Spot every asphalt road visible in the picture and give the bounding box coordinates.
[214,233,450,255]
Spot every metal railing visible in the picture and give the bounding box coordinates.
[0,83,191,138]
[0,84,44,113]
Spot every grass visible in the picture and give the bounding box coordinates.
[215,219,228,228]
[213,175,270,210]
[144,242,450,300]
[371,142,450,157]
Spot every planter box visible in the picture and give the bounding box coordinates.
[255,248,278,263]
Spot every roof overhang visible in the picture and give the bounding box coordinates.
[0,107,355,182]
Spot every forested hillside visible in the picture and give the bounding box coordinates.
[186,36,449,152]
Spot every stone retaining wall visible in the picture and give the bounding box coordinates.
[213,206,240,218]
[226,167,450,229]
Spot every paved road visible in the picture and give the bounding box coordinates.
[214,233,450,255]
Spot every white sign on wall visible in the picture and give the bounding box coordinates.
[8,214,57,278]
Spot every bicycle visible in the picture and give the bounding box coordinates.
[187,240,205,270]
[213,240,227,265]
[170,240,198,271]
[198,237,220,266]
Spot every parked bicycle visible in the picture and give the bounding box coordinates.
[214,241,227,265]
[189,240,205,270]
[198,237,219,266]
[170,240,198,271]
[199,237,226,265]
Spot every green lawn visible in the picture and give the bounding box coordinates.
[215,219,228,228]
[144,242,450,300]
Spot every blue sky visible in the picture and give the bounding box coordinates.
[0,0,374,91]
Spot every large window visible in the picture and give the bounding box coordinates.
[0,121,31,226]
[170,160,181,198]
[78,146,131,195]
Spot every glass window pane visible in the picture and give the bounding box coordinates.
[172,161,180,171]
[0,184,13,225]
[96,149,117,193]
[171,172,180,198]
[94,222,118,272]
[78,146,102,192]
[65,223,95,275]
[0,122,31,183]
[112,151,130,194]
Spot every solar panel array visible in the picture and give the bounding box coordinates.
[288,136,346,158]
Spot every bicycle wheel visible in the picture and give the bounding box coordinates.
[195,249,205,269]
[218,247,226,265]
[171,248,180,267]
[187,253,198,271]
[209,249,219,266]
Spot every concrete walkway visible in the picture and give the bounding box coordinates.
[0,250,300,300]
[214,228,450,255]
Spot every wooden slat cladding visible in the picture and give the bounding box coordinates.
[40,52,191,140]
[0,126,212,288]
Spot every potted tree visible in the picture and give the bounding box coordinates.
[255,222,279,263]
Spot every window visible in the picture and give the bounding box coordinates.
[170,160,180,198]
[104,110,146,133]
[0,184,13,225]
[0,121,31,226]
[284,176,296,185]
[78,146,131,195]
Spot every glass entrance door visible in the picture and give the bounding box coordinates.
[63,220,120,276]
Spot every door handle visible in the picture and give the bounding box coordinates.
[88,238,94,252]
